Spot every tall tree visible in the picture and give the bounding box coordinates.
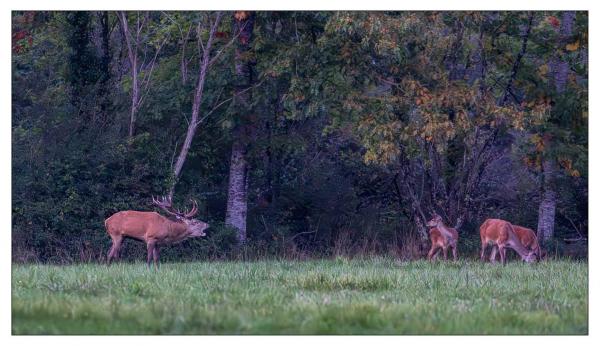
[225,11,255,243]
[168,11,225,199]
[97,11,112,123]
[117,11,167,138]
[64,11,100,121]
[537,11,577,243]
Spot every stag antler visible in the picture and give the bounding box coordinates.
[152,195,180,217]
[152,195,198,219]
[183,199,198,218]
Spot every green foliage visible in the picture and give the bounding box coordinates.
[12,11,588,262]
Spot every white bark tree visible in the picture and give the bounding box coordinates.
[225,11,255,243]
[537,11,576,243]
[117,11,167,139]
[167,12,223,199]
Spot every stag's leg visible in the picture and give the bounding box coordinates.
[442,246,448,261]
[452,244,458,261]
[146,240,157,269]
[153,246,160,268]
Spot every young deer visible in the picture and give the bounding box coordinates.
[426,214,459,261]
[489,224,544,262]
[479,219,537,264]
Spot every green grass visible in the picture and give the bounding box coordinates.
[12,258,587,335]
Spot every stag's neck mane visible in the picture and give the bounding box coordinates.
[157,212,186,224]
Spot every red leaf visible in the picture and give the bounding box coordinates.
[547,16,560,28]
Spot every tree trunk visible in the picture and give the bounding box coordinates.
[537,158,557,243]
[225,141,249,242]
[501,12,533,105]
[96,11,111,123]
[536,11,575,242]
[225,11,255,243]
[117,12,139,138]
[552,11,576,93]
[168,12,222,199]
[128,63,139,138]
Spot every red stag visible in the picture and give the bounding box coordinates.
[105,196,209,267]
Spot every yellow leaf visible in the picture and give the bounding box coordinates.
[566,40,580,51]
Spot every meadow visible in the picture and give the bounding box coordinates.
[12,258,588,335]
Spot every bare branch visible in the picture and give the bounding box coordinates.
[196,78,265,126]
[208,20,248,67]
[117,12,136,68]
[196,21,205,55]
[137,34,170,107]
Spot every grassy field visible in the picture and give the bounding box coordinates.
[12,258,587,335]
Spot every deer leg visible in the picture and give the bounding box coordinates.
[498,245,506,265]
[107,246,115,265]
[452,245,458,261]
[442,246,448,260]
[108,235,123,265]
[427,245,438,261]
[153,246,160,268]
[146,240,156,268]
[480,242,488,262]
[490,245,498,263]
[433,247,443,261]
[114,240,122,260]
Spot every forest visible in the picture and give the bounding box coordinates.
[11,11,588,263]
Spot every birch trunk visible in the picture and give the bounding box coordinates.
[225,140,249,242]
[117,12,139,138]
[536,11,575,243]
[168,13,222,199]
[537,158,557,243]
[225,11,255,243]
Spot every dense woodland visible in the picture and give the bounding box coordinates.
[12,11,588,263]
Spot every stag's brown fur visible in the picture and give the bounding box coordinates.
[105,210,208,267]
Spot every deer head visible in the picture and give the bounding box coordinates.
[152,195,209,237]
[523,251,539,263]
[426,214,443,228]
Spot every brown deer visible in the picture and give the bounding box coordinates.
[479,219,537,264]
[426,214,459,261]
[105,196,209,267]
[489,225,544,262]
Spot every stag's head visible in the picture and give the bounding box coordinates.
[426,214,443,228]
[152,196,209,237]
[183,218,209,237]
